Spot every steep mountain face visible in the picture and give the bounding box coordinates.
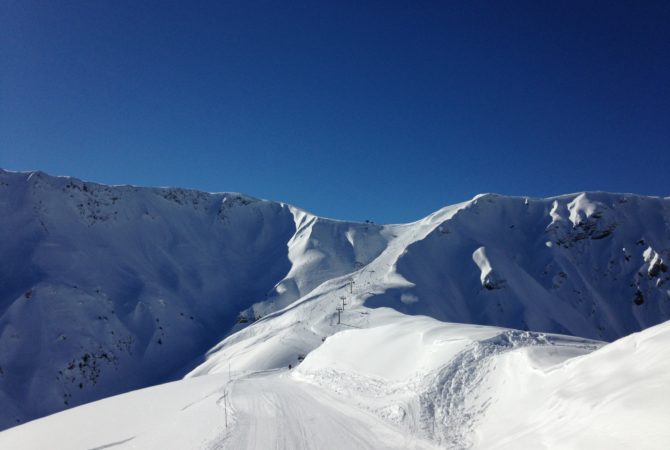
[365,192,670,340]
[0,170,382,428]
[0,169,668,430]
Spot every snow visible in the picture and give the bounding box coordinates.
[2,308,668,449]
[225,372,438,450]
[291,309,604,448]
[472,247,493,284]
[295,312,503,383]
[0,169,391,427]
[472,246,505,290]
[567,192,604,226]
[0,372,232,450]
[475,321,670,449]
[294,312,670,449]
[0,368,439,450]
[1,168,670,442]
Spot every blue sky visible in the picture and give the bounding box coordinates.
[1,1,668,223]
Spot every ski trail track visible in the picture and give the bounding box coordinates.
[213,371,438,450]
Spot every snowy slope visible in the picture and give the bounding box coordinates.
[475,321,670,449]
[0,169,385,428]
[293,312,670,449]
[2,308,668,449]
[0,168,669,430]
[364,192,670,340]
[189,191,670,382]
[0,369,440,450]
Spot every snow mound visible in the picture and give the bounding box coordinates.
[295,311,670,449]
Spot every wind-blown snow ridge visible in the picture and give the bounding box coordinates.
[0,168,669,432]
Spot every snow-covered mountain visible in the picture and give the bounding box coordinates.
[0,168,669,432]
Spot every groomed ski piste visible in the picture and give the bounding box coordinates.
[1,169,669,448]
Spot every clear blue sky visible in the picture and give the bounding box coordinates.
[1,1,668,223]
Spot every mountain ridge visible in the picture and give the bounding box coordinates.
[0,168,669,429]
